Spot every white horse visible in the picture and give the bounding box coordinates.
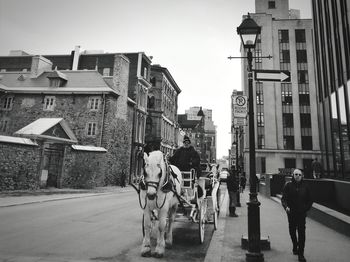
[140,150,182,258]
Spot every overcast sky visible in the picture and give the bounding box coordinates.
[0,0,311,158]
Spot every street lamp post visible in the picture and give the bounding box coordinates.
[197,107,205,161]
[237,14,264,262]
[234,127,241,207]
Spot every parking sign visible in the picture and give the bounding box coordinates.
[233,95,247,118]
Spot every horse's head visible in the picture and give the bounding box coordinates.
[143,151,166,200]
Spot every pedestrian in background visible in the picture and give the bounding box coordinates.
[240,172,246,193]
[282,168,313,262]
[311,158,322,179]
[120,169,126,188]
[227,167,239,217]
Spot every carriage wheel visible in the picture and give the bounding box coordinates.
[198,201,206,244]
[142,214,145,237]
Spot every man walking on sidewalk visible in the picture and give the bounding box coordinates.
[282,168,313,262]
[227,167,239,217]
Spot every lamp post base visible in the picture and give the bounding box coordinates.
[246,252,264,262]
[245,193,264,262]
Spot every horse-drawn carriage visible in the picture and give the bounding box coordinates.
[132,151,220,257]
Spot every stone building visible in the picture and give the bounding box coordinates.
[239,0,321,177]
[0,54,130,189]
[145,64,181,155]
[0,47,152,183]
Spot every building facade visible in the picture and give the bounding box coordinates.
[240,0,321,177]
[179,107,217,163]
[0,48,152,182]
[145,65,181,155]
[311,0,350,180]
[0,54,130,189]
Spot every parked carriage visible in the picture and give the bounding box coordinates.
[132,151,220,257]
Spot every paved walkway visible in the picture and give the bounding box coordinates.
[205,189,350,262]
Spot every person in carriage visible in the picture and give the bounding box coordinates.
[168,135,201,178]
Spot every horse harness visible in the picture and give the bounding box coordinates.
[138,161,179,209]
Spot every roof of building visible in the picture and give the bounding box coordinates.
[0,70,119,96]
[151,64,181,93]
[178,114,200,129]
[0,135,38,146]
[15,118,78,143]
[71,145,107,152]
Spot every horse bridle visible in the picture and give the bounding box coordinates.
[138,167,168,209]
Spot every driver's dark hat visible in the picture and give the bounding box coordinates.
[183,135,191,143]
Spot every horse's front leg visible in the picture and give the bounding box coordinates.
[141,211,152,257]
[154,208,167,258]
[165,204,177,248]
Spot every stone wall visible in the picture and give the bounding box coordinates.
[62,147,107,189]
[0,142,41,190]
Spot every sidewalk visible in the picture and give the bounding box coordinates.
[205,189,350,262]
[0,186,134,207]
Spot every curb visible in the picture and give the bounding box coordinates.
[204,188,229,262]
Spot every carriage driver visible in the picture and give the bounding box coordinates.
[169,135,201,178]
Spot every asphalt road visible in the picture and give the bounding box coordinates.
[0,190,216,262]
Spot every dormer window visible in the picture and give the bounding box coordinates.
[47,71,67,87]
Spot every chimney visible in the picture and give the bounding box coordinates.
[71,45,81,70]
[30,56,53,78]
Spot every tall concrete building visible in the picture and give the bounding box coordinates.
[311,0,350,179]
[240,0,321,177]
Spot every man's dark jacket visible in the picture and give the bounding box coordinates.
[281,178,313,214]
[227,173,239,192]
[169,146,200,172]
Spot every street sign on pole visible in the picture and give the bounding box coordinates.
[234,117,246,126]
[233,95,247,118]
[254,69,291,82]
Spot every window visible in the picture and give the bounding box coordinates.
[258,135,265,149]
[49,78,63,87]
[284,136,295,150]
[43,96,56,111]
[295,29,306,43]
[87,122,97,136]
[301,136,313,150]
[256,82,264,105]
[268,1,276,9]
[284,158,296,168]
[283,114,294,128]
[299,94,310,106]
[0,119,9,132]
[296,50,308,63]
[300,114,311,128]
[102,68,111,76]
[144,67,148,78]
[281,50,290,63]
[279,30,289,43]
[1,96,13,110]
[257,113,264,126]
[298,71,309,84]
[146,117,152,136]
[89,97,100,111]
